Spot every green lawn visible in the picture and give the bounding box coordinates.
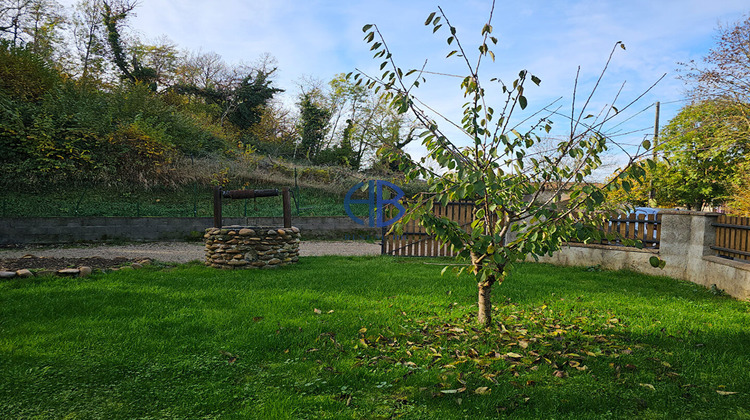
[1,257,749,419]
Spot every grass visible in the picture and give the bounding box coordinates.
[1,257,749,419]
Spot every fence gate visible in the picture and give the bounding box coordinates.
[381,201,474,257]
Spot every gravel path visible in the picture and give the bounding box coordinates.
[0,241,381,264]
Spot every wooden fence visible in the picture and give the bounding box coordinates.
[382,205,661,257]
[712,214,750,262]
[593,212,662,250]
[382,201,474,257]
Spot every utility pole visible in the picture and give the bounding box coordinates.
[648,102,660,205]
[653,101,660,160]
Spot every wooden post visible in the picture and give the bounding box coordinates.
[649,101,660,203]
[213,186,222,228]
[282,187,292,228]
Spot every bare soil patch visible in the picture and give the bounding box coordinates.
[0,255,135,272]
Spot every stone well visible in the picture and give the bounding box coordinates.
[204,226,300,269]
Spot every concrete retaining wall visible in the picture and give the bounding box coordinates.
[539,211,750,301]
[0,216,380,245]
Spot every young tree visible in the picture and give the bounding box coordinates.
[356,3,656,326]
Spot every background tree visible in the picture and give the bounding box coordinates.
[679,15,750,212]
[224,68,283,130]
[244,98,297,159]
[357,3,655,326]
[0,0,65,63]
[22,0,65,63]
[0,0,35,48]
[175,49,227,91]
[71,0,108,80]
[101,1,157,88]
[655,100,748,210]
[130,35,179,89]
[297,91,330,161]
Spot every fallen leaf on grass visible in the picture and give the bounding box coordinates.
[219,350,238,364]
[313,308,322,314]
[505,352,523,359]
[440,388,466,394]
[553,370,568,378]
[639,383,656,391]
[474,386,491,395]
[716,390,738,396]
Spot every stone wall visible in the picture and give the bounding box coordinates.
[204,226,300,269]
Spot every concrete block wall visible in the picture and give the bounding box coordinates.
[0,217,380,245]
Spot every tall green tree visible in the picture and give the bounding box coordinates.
[656,100,748,210]
[357,3,655,326]
[297,92,330,161]
[224,69,283,130]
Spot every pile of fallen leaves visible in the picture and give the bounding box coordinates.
[344,300,689,408]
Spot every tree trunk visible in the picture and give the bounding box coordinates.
[472,252,498,327]
[477,279,493,326]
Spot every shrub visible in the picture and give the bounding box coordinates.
[0,43,58,102]
[105,119,177,187]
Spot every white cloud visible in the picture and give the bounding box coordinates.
[56,0,749,170]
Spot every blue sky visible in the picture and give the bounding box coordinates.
[62,0,749,175]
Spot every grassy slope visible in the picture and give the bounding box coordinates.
[0,258,748,419]
[0,183,350,218]
[1,156,413,218]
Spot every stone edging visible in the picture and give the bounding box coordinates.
[0,260,152,279]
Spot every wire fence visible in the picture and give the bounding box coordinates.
[0,184,354,218]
